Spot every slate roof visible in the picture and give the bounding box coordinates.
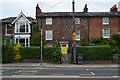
[37,12,120,17]
[0,17,36,23]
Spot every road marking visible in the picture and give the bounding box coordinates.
[90,72,95,76]
[80,74,92,76]
[51,74,65,76]
[18,69,38,73]
[86,68,95,76]
[112,76,118,78]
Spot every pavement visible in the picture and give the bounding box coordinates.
[1,63,119,68]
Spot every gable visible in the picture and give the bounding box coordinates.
[12,12,31,24]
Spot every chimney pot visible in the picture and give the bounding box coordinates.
[83,4,88,13]
[110,4,117,12]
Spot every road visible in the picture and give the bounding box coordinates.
[1,67,120,80]
[2,77,120,80]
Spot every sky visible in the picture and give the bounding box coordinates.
[0,0,120,19]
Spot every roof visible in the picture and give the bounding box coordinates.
[37,12,120,17]
[0,17,36,23]
[12,12,32,24]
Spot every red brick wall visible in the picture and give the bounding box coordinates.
[89,17,102,40]
[39,17,89,46]
[118,17,120,33]
[89,17,119,41]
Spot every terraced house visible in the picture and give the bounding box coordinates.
[36,4,120,48]
[0,12,36,46]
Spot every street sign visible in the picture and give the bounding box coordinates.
[72,32,76,40]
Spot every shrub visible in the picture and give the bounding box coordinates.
[111,34,120,49]
[92,37,110,46]
[11,44,22,62]
[20,46,61,63]
[31,32,40,46]
[81,41,90,46]
[2,44,12,63]
[76,46,112,60]
[20,46,40,59]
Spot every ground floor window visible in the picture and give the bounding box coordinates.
[15,38,30,47]
[102,28,110,38]
[76,30,80,40]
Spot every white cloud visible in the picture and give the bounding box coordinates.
[0,0,120,19]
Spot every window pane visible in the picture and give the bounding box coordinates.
[19,38,25,46]
[103,17,109,24]
[46,18,52,25]
[7,30,11,34]
[6,24,11,34]
[103,29,110,38]
[76,30,80,40]
[46,30,53,40]
[26,23,29,32]
[20,23,25,32]
[75,18,80,24]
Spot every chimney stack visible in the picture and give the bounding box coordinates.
[36,4,41,16]
[83,4,88,13]
[110,4,118,12]
[36,4,42,31]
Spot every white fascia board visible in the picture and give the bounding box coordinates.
[12,12,31,24]
[14,35,30,38]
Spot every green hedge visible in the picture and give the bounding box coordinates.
[76,46,112,60]
[20,47,40,59]
[20,46,61,62]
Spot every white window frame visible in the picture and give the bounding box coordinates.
[46,17,52,25]
[15,22,30,33]
[15,37,30,47]
[76,30,80,40]
[75,18,80,24]
[102,28,110,38]
[102,17,109,24]
[45,30,53,40]
[6,24,11,35]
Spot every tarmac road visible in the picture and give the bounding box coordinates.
[2,76,119,80]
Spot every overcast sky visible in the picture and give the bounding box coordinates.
[0,0,120,19]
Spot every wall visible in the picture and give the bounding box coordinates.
[89,17,119,41]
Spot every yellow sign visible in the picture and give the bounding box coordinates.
[73,32,76,40]
[61,46,67,55]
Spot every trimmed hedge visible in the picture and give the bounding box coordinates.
[20,47,40,59]
[20,46,61,62]
[76,46,112,60]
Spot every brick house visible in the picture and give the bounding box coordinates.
[0,12,36,46]
[36,4,120,47]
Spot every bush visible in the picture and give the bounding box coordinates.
[92,37,110,46]
[2,44,12,63]
[31,32,40,46]
[2,44,22,63]
[76,46,112,60]
[111,34,120,49]
[11,44,22,62]
[20,46,61,63]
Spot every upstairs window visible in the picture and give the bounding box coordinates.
[102,28,110,38]
[102,17,109,24]
[46,30,53,40]
[20,23,25,33]
[6,24,11,35]
[15,22,30,33]
[46,17,52,25]
[75,18,80,24]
